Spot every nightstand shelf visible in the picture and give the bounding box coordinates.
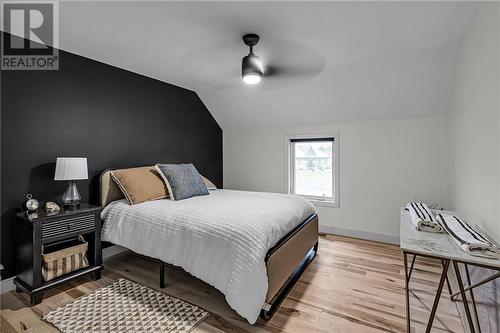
[14,204,103,305]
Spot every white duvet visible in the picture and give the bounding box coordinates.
[101,189,316,324]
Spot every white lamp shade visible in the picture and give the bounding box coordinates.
[54,157,88,181]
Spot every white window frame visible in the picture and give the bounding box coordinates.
[286,133,339,208]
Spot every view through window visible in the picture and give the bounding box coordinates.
[290,138,335,201]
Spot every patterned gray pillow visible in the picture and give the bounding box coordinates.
[155,163,209,200]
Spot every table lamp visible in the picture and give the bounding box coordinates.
[54,157,88,206]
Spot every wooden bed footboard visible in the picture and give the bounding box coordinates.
[260,214,319,320]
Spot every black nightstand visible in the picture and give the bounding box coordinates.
[14,204,103,305]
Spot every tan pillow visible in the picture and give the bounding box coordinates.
[202,176,217,190]
[111,166,168,205]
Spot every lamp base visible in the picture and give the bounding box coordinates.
[62,181,81,206]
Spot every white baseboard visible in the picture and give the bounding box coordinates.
[319,225,400,245]
[0,245,129,294]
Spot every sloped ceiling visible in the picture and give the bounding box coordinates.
[56,1,478,129]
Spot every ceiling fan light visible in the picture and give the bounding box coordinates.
[242,53,263,84]
[243,74,262,84]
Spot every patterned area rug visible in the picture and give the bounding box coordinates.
[43,278,209,333]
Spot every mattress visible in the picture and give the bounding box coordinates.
[101,189,316,324]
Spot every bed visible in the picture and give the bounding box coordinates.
[99,169,318,324]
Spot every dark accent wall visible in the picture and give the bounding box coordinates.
[1,40,223,279]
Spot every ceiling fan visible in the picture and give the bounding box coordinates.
[179,33,324,89]
[241,33,264,84]
[240,33,324,87]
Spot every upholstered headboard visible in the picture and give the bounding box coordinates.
[99,169,125,207]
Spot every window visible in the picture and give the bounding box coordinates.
[287,134,339,207]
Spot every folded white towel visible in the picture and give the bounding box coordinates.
[436,214,499,258]
[406,202,443,233]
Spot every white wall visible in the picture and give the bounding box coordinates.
[447,3,500,242]
[224,117,448,242]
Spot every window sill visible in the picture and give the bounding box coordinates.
[306,198,339,208]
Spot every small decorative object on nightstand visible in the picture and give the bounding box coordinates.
[14,204,102,305]
[54,157,88,206]
[44,201,60,214]
[24,194,39,212]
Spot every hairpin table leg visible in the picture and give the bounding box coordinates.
[408,254,416,280]
[442,259,453,300]
[464,264,481,333]
[425,259,450,333]
[403,252,411,333]
[453,261,476,333]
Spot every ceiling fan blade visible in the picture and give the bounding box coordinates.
[264,64,323,78]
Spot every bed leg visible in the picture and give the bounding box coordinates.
[160,261,165,288]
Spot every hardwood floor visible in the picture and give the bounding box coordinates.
[1,234,465,333]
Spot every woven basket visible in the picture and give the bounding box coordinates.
[42,235,89,281]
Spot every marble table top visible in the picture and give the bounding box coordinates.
[400,208,500,269]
